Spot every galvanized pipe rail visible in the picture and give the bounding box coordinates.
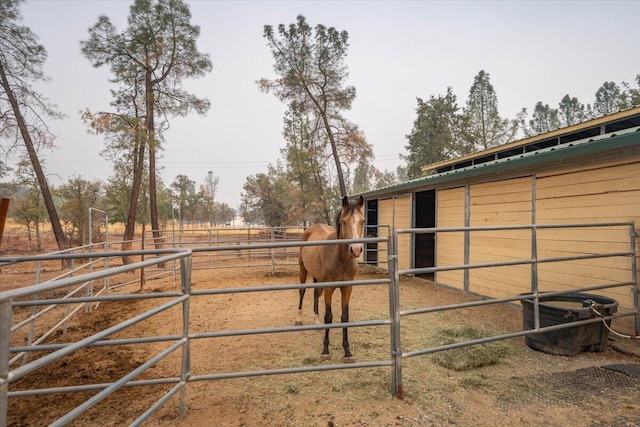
[184,237,394,386]
[2,223,638,423]
[389,221,639,397]
[1,249,194,427]
[145,226,305,274]
[1,236,390,426]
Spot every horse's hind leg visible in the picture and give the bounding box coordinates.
[295,288,306,326]
[296,259,309,326]
[313,282,322,325]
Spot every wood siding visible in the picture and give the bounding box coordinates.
[378,195,412,271]
[432,161,639,334]
[468,177,533,298]
[377,199,392,271]
[535,161,640,333]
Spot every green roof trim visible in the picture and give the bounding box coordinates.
[359,127,640,199]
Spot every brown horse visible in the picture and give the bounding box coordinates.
[297,195,365,361]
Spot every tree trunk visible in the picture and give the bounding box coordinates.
[306,92,347,198]
[0,60,69,251]
[145,72,164,256]
[0,198,9,249]
[121,134,145,265]
[323,123,347,197]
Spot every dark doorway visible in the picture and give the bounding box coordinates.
[414,190,435,279]
[365,199,378,264]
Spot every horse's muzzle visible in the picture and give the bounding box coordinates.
[350,244,363,258]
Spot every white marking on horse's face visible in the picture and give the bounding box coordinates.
[346,210,365,258]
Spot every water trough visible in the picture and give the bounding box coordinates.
[520,292,619,356]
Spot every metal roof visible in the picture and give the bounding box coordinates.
[359,125,640,200]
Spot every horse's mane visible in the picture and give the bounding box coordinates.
[335,211,341,235]
[335,199,358,236]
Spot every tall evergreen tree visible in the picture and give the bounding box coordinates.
[170,174,196,229]
[82,106,146,256]
[242,163,294,227]
[81,0,212,252]
[0,0,69,250]
[404,87,464,179]
[203,171,219,226]
[622,75,640,106]
[260,15,367,198]
[58,177,103,245]
[558,95,586,127]
[12,159,47,251]
[351,159,373,195]
[281,103,331,225]
[593,81,628,116]
[463,70,517,151]
[528,102,560,136]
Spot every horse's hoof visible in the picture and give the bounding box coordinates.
[343,357,356,364]
[294,321,303,326]
[320,353,331,361]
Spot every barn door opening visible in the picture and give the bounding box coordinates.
[414,190,435,278]
[365,199,378,264]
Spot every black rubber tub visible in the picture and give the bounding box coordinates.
[520,292,619,356]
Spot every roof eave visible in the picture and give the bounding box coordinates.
[359,129,640,200]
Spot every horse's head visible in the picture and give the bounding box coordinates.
[336,195,365,258]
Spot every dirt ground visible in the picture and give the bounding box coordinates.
[3,252,640,426]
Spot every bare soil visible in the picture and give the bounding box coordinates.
[2,239,640,426]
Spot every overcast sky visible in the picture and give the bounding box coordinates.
[16,0,640,209]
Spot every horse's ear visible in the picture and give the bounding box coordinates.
[357,195,364,208]
[342,196,349,208]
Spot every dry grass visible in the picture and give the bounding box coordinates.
[428,326,515,371]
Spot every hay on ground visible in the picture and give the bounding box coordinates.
[429,325,513,371]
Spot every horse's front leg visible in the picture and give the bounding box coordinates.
[322,287,335,360]
[341,286,354,362]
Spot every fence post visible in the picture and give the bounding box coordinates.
[270,228,275,276]
[0,300,11,427]
[630,225,639,336]
[178,255,192,418]
[22,261,42,365]
[208,229,213,269]
[530,224,540,330]
[389,231,403,398]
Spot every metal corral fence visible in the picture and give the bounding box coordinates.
[143,226,305,273]
[390,221,639,396]
[1,222,639,425]
[88,224,380,281]
[0,249,194,427]
[0,236,390,427]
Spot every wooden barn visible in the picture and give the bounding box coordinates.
[360,106,640,335]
